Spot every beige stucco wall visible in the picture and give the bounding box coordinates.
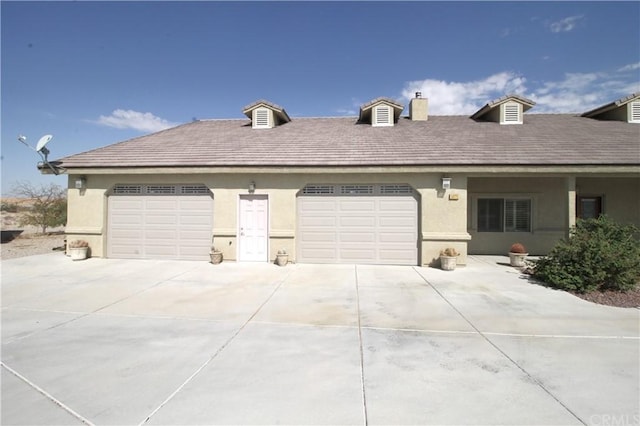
[65,172,471,265]
[66,170,638,262]
[576,177,640,226]
[468,176,640,255]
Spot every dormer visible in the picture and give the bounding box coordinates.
[242,100,291,129]
[470,94,535,125]
[358,97,404,127]
[581,93,640,124]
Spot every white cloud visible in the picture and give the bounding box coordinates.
[400,65,639,115]
[618,62,640,72]
[401,72,528,115]
[96,109,179,132]
[549,15,584,33]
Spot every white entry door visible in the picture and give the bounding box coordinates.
[239,195,269,261]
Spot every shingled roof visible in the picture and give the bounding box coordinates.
[56,113,639,169]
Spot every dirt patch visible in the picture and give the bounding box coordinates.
[571,288,640,309]
[0,232,66,260]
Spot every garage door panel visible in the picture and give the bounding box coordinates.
[339,248,376,262]
[297,189,418,265]
[300,216,337,227]
[340,232,376,243]
[108,192,213,260]
[340,216,376,227]
[300,231,336,243]
[379,216,415,227]
[339,200,375,211]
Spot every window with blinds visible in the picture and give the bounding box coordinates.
[478,198,531,232]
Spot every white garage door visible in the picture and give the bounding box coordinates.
[108,184,213,260]
[297,184,418,265]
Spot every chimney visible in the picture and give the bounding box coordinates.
[410,92,428,121]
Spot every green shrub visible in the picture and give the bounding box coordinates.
[534,216,640,293]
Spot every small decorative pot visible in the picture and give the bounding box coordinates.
[276,253,288,267]
[440,255,457,271]
[69,247,88,261]
[210,251,223,264]
[509,252,528,267]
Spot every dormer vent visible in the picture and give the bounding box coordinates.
[374,105,392,126]
[471,94,535,125]
[503,102,522,124]
[631,101,640,123]
[582,93,640,124]
[358,97,404,127]
[242,99,291,129]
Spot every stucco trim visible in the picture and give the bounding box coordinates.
[422,232,472,241]
[56,165,640,176]
[65,227,103,235]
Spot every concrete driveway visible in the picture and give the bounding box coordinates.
[1,254,638,425]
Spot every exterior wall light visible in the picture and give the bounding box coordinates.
[248,181,256,193]
[75,176,86,190]
[442,177,452,190]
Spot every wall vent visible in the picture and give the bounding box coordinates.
[373,105,392,127]
[503,103,521,124]
[630,101,640,123]
[253,108,271,129]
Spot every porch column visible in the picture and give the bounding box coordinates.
[566,176,576,238]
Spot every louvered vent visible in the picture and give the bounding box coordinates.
[341,185,374,195]
[253,108,271,128]
[113,184,142,194]
[302,185,335,195]
[630,101,640,123]
[380,184,413,194]
[374,105,392,126]
[112,184,210,196]
[503,104,521,124]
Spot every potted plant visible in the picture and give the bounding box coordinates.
[508,243,528,267]
[210,246,223,264]
[439,247,459,271]
[275,249,289,266]
[68,240,89,261]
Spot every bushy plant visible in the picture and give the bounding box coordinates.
[534,216,640,293]
[68,240,89,248]
[509,243,527,254]
[1,202,19,213]
[440,247,459,257]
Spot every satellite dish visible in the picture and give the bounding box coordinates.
[36,134,53,152]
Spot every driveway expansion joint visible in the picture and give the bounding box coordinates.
[138,267,294,426]
[413,266,588,426]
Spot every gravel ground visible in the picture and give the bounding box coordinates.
[1,232,66,260]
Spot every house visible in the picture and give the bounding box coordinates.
[45,93,640,265]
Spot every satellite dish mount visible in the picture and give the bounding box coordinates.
[17,134,62,175]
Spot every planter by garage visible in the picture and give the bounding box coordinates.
[68,240,89,261]
[440,255,457,271]
[275,249,289,266]
[210,250,223,264]
[439,248,459,271]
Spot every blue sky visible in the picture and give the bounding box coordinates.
[2,1,639,195]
